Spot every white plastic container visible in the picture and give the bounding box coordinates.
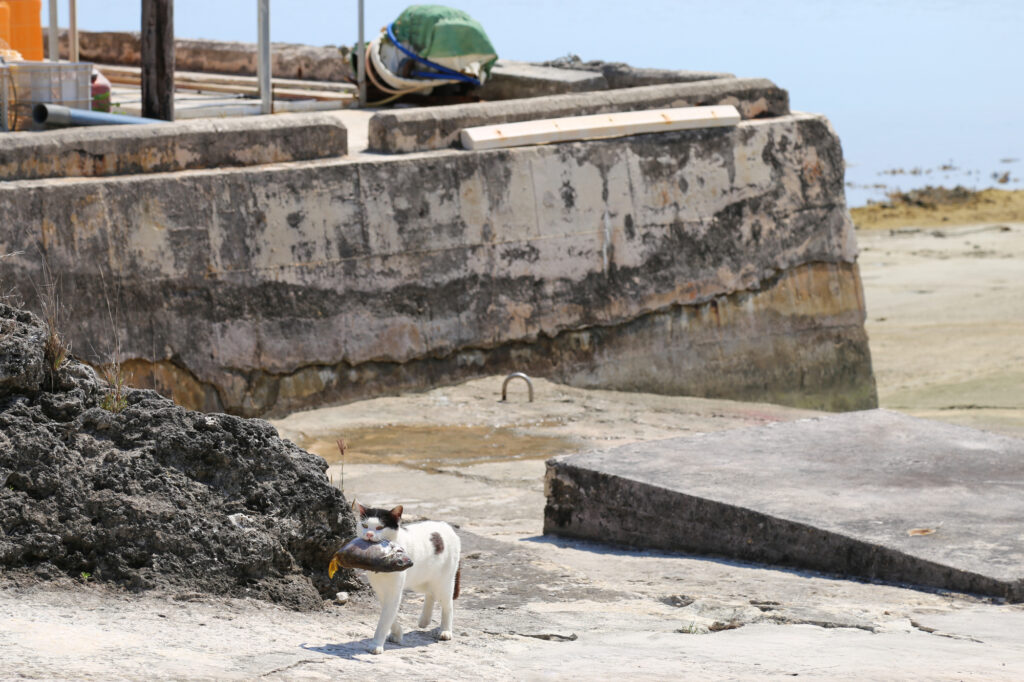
[1,60,91,130]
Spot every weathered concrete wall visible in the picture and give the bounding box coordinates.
[477,61,732,101]
[0,113,347,181]
[369,78,789,153]
[0,112,875,416]
[543,56,736,89]
[45,30,350,82]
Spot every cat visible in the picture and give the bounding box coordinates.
[351,500,462,655]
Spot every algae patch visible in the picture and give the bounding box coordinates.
[305,423,579,471]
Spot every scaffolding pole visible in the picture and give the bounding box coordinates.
[47,0,58,61]
[257,0,271,114]
[357,0,365,107]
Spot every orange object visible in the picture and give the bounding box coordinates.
[7,0,42,61]
[0,2,11,50]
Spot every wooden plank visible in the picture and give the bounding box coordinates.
[98,64,356,93]
[141,0,174,121]
[460,105,742,151]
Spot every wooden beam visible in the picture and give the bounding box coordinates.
[69,0,79,63]
[141,0,174,121]
[460,105,742,151]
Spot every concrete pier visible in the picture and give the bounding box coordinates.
[0,110,875,416]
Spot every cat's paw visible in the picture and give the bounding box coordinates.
[369,644,384,655]
[387,631,403,645]
[438,630,453,641]
[417,615,432,628]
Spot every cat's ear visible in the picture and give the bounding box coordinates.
[388,505,403,522]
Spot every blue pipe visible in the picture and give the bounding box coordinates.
[32,103,162,128]
[385,22,481,87]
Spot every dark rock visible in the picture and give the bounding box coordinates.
[0,305,46,397]
[0,303,357,609]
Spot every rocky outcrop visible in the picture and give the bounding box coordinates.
[0,304,357,609]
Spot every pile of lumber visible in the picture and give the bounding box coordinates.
[99,64,356,103]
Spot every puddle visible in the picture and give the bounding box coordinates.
[305,423,579,471]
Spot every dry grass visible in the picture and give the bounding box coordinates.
[100,362,130,413]
[35,259,70,375]
[98,269,131,413]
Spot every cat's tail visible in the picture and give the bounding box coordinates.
[453,560,462,600]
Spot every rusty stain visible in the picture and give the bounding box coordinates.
[802,159,824,182]
[907,528,937,537]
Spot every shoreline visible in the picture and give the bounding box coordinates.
[850,187,1024,231]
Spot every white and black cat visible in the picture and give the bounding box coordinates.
[351,500,462,655]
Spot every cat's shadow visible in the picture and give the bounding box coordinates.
[302,631,438,660]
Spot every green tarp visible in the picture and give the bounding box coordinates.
[390,5,497,76]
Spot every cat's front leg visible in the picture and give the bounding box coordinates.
[438,592,454,641]
[370,590,403,654]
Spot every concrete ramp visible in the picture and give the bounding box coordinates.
[544,410,1024,601]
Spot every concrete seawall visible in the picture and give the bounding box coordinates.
[0,111,875,416]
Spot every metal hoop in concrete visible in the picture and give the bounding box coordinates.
[501,372,534,402]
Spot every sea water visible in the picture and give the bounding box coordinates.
[58,0,1022,206]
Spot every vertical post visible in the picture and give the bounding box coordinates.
[47,0,58,61]
[141,0,174,121]
[69,0,79,62]
[1,71,9,131]
[257,0,271,114]
[357,0,366,107]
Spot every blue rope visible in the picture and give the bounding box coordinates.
[385,22,481,87]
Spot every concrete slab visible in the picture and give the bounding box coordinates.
[369,77,789,152]
[0,112,347,181]
[478,60,609,100]
[545,409,1024,601]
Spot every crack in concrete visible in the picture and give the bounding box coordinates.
[484,630,578,642]
[910,620,984,644]
[766,616,877,633]
[259,658,323,677]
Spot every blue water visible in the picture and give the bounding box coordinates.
[48,1,1023,206]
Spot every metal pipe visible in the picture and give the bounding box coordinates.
[32,103,161,128]
[47,0,58,62]
[69,0,79,62]
[357,0,366,107]
[257,0,271,115]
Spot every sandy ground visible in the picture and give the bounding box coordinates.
[859,222,1024,437]
[2,222,1023,680]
